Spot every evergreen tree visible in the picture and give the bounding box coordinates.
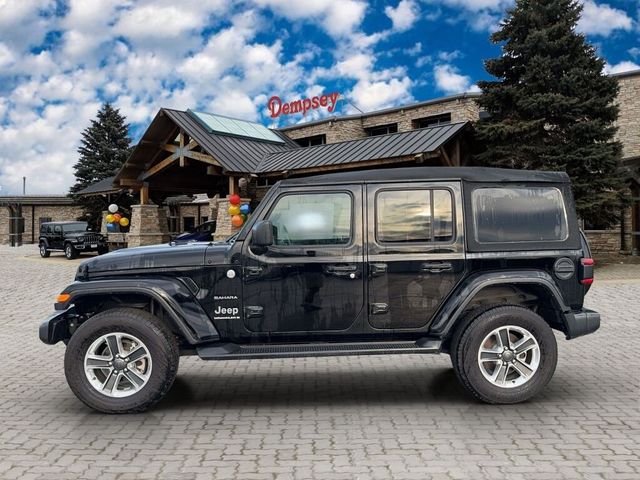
[70,103,132,228]
[475,0,625,226]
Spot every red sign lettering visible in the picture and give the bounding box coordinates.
[268,92,340,118]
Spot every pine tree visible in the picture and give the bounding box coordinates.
[70,103,132,228]
[475,0,626,226]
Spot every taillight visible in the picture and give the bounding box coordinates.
[579,258,594,285]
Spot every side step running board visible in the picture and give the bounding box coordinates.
[196,339,441,360]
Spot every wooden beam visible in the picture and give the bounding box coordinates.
[141,153,178,180]
[207,166,219,175]
[453,139,461,166]
[140,183,149,205]
[179,157,189,168]
[182,150,221,166]
[119,178,142,187]
[162,144,178,153]
[440,147,453,167]
[228,176,237,195]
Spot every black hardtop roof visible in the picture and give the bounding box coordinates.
[41,221,88,225]
[280,167,570,186]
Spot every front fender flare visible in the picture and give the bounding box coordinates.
[56,277,219,344]
[429,270,569,338]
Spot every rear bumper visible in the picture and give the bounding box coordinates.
[39,307,75,345]
[563,308,600,339]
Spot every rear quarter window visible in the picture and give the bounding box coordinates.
[472,187,568,243]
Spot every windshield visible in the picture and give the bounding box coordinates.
[62,222,88,233]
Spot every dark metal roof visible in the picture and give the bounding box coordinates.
[162,109,298,173]
[0,195,76,205]
[115,109,299,183]
[257,122,469,174]
[279,166,570,186]
[75,176,119,196]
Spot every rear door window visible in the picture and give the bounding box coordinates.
[472,187,568,243]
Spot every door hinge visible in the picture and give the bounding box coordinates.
[244,305,264,318]
[370,303,389,315]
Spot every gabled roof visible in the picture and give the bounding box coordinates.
[115,108,298,184]
[256,121,469,174]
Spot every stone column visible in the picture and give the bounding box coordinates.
[100,211,108,235]
[127,204,170,248]
[213,196,251,241]
[0,206,10,245]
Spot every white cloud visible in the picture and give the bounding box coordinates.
[385,0,420,32]
[251,0,367,37]
[404,42,422,56]
[349,77,413,112]
[605,61,640,74]
[0,43,15,68]
[578,0,633,37]
[434,64,478,94]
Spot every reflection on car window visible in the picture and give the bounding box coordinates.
[472,187,568,243]
[376,189,453,243]
[268,193,352,245]
[62,222,88,233]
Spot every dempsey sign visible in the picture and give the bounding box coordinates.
[268,92,340,118]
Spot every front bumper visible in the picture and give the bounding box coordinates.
[39,307,75,345]
[563,308,600,339]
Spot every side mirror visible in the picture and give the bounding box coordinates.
[251,220,274,250]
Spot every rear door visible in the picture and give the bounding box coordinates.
[366,182,466,330]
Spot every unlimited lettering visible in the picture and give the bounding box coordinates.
[268,92,340,118]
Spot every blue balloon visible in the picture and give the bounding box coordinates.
[240,204,250,214]
[106,223,117,232]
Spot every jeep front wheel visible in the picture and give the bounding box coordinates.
[451,306,557,404]
[64,308,179,413]
[64,243,78,260]
[39,242,50,258]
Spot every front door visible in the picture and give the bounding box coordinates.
[366,182,466,330]
[241,186,365,336]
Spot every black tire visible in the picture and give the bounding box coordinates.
[451,305,557,404]
[64,308,179,413]
[64,243,78,260]
[97,246,109,255]
[39,242,50,258]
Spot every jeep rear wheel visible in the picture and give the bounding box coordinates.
[39,242,50,258]
[64,243,78,260]
[64,308,179,413]
[451,306,557,404]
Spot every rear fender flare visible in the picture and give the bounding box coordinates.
[429,270,569,338]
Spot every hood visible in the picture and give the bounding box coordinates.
[78,242,229,277]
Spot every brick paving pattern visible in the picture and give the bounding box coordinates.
[1,245,639,480]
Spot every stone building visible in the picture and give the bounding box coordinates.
[0,196,83,245]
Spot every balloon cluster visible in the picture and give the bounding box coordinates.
[105,204,129,231]
[227,194,250,228]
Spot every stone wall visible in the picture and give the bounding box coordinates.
[282,95,481,144]
[127,204,170,247]
[0,204,83,245]
[615,72,640,161]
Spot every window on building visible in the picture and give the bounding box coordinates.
[412,113,452,129]
[472,187,568,243]
[183,216,196,232]
[365,123,398,137]
[294,134,326,147]
[582,218,611,231]
[267,192,352,246]
[376,189,454,243]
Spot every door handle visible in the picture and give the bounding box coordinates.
[370,263,387,277]
[420,261,453,273]
[325,264,359,278]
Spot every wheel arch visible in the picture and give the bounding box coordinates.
[48,278,219,346]
[431,271,569,346]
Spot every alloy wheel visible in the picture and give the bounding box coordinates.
[477,325,540,388]
[84,332,153,398]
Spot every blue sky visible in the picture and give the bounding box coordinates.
[0,0,638,194]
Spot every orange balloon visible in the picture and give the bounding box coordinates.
[231,215,244,227]
[113,213,122,222]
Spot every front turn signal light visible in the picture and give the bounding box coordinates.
[56,293,71,303]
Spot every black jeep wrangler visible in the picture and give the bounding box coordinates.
[40,167,599,413]
[39,221,108,260]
